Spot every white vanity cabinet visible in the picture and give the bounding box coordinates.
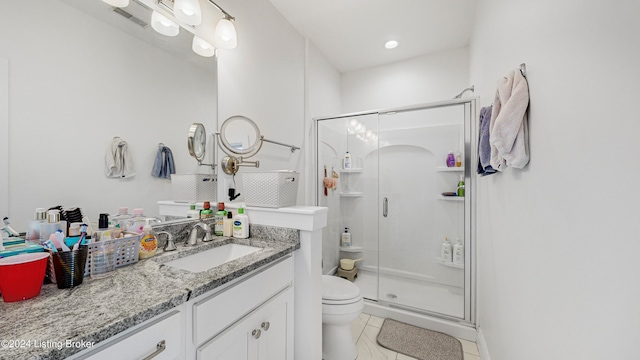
[187,255,294,359]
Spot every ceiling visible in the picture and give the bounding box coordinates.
[269,0,477,73]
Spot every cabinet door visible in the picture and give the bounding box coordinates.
[197,288,293,360]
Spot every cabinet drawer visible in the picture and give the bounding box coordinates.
[192,256,293,346]
[80,309,184,360]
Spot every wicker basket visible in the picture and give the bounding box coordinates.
[242,171,299,208]
[171,173,217,203]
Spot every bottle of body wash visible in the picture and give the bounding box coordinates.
[343,151,352,169]
[457,176,465,197]
[453,238,464,265]
[341,227,351,248]
[441,237,452,263]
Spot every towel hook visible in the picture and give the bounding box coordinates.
[520,63,526,77]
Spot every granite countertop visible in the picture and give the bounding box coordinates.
[0,223,299,360]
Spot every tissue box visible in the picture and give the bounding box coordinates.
[171,174,217,203]
[243,171,299,208]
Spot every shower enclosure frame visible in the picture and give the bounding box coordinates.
[313,98,478,336]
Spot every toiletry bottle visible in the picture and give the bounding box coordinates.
[40,209,67,244]
[446,152,456,167]
[453,238,464,265]
[457,175,465,197]
[187,204,200,219]
[127,208,147,234]
[343,151,352,169]
[456,152,462,167]
[112,207,133,229]
[233,207,249,239]
[200,201,213,219]
[139,225,158,259]
[223,211,234,237]
[214,202,226,236]
[92,213,113,241]
[441,237,452,262]
[27,208,47,241]
[341,227,351,248]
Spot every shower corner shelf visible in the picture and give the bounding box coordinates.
[340,168,364,173]
[438,258,464,269]
[437,195,464,202]
[436,166,465,172]
[339,246,363,253]
[340,192,364,197]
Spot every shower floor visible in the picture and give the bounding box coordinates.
[354,269,464,319]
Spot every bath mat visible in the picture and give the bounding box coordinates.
[376,318,463,360]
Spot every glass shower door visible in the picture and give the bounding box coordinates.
[376,103,470,320]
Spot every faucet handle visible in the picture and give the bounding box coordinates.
[156,231,176,251]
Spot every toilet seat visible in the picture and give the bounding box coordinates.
[322,275,360,301]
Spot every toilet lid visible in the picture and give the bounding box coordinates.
[322,275,361,301]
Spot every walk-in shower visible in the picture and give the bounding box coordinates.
[315,99,476,336]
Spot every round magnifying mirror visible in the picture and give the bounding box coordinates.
[188,123,206,162]
[219,115,262,156]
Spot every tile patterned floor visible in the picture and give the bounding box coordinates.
[351,313,481,360]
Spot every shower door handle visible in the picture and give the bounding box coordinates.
[383,197,388,217]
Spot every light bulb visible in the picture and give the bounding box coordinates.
[192,35,215,57]
[174,0,202,26]
[102,0,129,7]
[385,40,398,49]
[213,18,237,49]
[151,11,179,37]
[349,119,359,127]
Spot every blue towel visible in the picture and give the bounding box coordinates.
[477,106,496,176]
[151,145,176,179]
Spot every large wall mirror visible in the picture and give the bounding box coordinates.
[1,0,217,228]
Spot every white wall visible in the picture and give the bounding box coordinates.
[470,1,640,359]
[341,47,470,113]
[0,0,215,227]
[216,0,306,204]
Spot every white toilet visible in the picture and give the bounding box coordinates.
[322,275,364,360]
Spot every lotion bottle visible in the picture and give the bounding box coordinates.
[223,211,234,237]
[233,207,249,239]
[453,238,464,265]
[341,227,351,248]
[441,237,452,263]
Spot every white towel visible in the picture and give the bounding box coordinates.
[489,69,530,171]
[105,137,135,178]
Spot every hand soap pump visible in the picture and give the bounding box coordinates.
[341,227,351,248]
[441,237,452,263]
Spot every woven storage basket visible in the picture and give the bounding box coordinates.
[242,171,299,208]
[171,173,217,202]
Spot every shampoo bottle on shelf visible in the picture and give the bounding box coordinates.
[453,238,464,265]
[457,176,465,197]
[233,208,249,239]
[446,151,456,167]
[341,227,351,248]
[343,151,352,169]
[441,237,452,263]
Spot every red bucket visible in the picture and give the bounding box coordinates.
[0,252,49,302]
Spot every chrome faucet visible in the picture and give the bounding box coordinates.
[187,223,213,245]
[156,231,176,251]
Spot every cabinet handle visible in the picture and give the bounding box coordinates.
[142,340,166,360]
[261,322,270,331]
[252,329,262,339]
[383,197,388,217]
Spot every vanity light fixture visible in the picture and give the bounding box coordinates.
[151,11,180,36]
[213,15,237,49]
[102,0,130,7]
[192,35,216,57]
[174,0,202,26]
[385,40,398,49]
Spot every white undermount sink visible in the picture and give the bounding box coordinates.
[164,243,262,273]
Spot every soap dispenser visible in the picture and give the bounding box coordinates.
[441,237,452,263]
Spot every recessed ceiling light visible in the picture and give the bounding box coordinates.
[385,40,398,49]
